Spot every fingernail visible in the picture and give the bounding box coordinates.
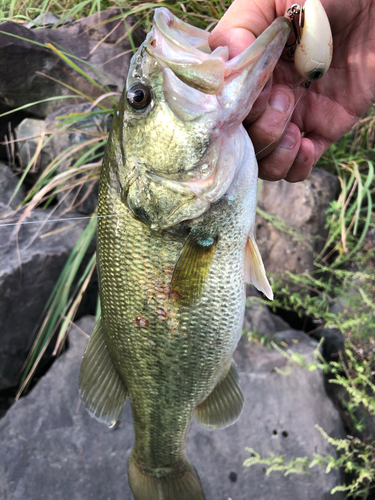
[269,91,290,112]
[279,131,296,150]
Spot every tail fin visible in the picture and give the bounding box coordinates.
[128,455,205,500]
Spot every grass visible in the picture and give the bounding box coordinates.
[0,0,374,496]
[0,0,230,30]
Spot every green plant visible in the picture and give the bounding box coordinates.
[245,426,375,498]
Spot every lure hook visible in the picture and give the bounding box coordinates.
[286,3,304,55]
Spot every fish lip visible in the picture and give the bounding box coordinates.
[152,7,211,55]
[146,8,227,94]
[145,170,189,190]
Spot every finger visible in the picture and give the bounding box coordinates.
[245,85,295,159]
[281,132,332,183]
[258,123,302,181]
[209,0,286,57]
[209,27,256,59]
[283,137,315,182]
[243,78,273,124]
[304,132,332,166]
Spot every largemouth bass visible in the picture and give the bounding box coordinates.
[79,8,291,500]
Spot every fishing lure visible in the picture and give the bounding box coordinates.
[287,0,333,84]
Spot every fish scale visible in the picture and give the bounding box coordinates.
[79,8,291,499]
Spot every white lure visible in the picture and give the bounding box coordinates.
[294,0,333,81]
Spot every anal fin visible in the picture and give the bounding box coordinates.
[245,233,273,300]
[195,362,244,430]
[79,317,127,427]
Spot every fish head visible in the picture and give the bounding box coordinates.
[108,8,291,231]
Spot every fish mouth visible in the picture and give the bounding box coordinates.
[147,8,291,97]
[153,8,212,54]
[146,8,229,93]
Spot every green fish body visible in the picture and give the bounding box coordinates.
[79,9,291,500]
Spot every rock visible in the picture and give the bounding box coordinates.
[0,316,345,499]
[15,118,54,174]
[312,327,344,362]
[0,162,24,207]
[0,8,144,118]
[244,288,290,339]
[0,204,94,390]
[256,168,339,277]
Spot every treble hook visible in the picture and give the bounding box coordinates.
[286,4,304,55]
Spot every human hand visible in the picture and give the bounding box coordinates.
[209,0,375,182]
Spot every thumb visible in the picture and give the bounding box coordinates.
[208,0,288,58]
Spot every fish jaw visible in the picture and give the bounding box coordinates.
[148,8,291,129]
[218,17,291,132]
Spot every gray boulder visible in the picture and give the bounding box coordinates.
[0,316,345,499]
[0,8,143,118]
[0,162,24,207]
[0,204,94,390]
[15,118,54,174]
[244,288,290,340]
[256,168,339,277]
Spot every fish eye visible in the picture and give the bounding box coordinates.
[126,83,152,110]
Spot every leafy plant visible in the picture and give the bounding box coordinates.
[245,427,375,498]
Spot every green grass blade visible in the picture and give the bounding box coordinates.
[46,43,108,94]
[0,95,81,118]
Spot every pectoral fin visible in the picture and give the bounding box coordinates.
[245,234,273,300]
[195,362,244,429]
[79,317,128,427]
[171,231,217,303]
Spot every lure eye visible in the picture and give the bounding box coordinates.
[126,83,152,110]
[307,69,324,81]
